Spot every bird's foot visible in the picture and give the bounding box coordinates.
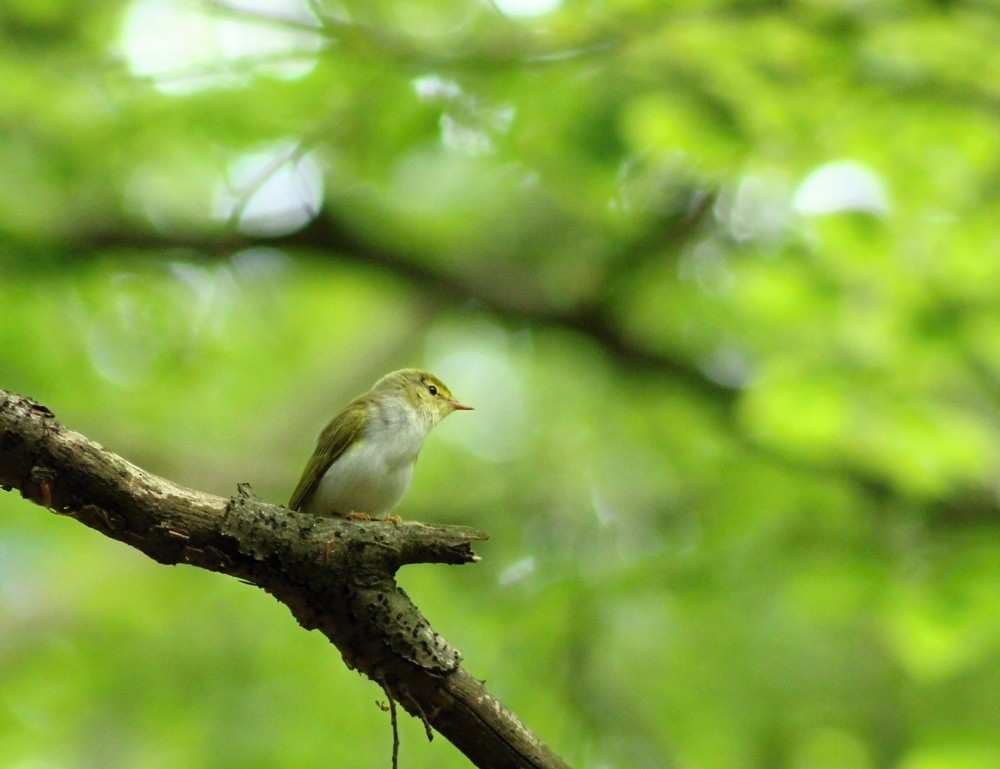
[385,515,402,526]
[346,511,371,521]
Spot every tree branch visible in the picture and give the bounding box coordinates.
[38,208,731,400]
[0,389,572,769]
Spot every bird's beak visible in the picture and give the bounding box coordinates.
[450,400,474,412]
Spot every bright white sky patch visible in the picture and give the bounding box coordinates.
[214,140,324,235]
[412,75,463,101]
[118,0,323,95]
[793,160,890,217]
[492,0,561,18]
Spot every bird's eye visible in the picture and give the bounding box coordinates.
[428,385,438,396]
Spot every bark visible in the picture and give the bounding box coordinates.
[0,388,571,769]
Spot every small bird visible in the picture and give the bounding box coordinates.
[288,368,472,520]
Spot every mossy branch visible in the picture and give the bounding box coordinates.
[0,388,571,769]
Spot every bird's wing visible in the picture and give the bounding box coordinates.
[287,401,367,511]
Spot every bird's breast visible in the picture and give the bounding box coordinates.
[304,420,428,517]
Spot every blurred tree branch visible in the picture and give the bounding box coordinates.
[0,389,571,769]
[53,202,731,399]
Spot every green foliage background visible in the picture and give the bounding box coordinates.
[3,1,1000,767]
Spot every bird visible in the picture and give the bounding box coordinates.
[288,368,472,520]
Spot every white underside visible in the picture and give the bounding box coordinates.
[302,405,431,517]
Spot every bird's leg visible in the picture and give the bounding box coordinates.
[346,511,371,521]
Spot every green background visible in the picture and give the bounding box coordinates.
[3,1,1000,767]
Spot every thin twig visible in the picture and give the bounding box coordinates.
[382,685,400,769]
[408,692,435,742]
